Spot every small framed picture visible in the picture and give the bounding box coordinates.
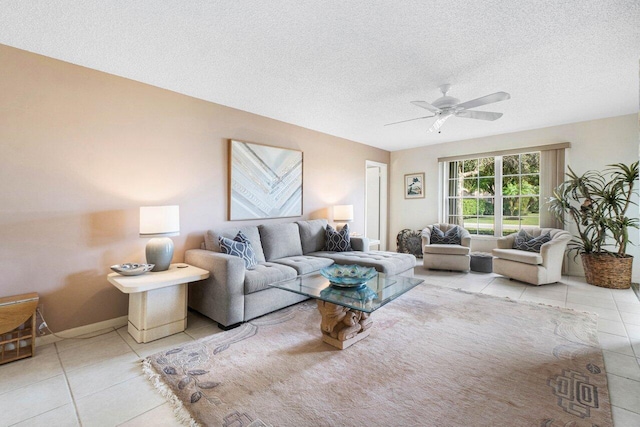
[404,173,425,199]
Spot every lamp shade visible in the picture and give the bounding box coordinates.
[139,205,180,237]
[333,205,354,222]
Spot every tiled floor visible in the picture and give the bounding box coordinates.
[2,268,640,426]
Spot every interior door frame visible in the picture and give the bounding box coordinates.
[365,160,388,250]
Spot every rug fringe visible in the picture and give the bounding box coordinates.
[445,285,598,319]
[142,359,200,427]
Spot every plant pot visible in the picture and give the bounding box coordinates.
[580,253,632,289]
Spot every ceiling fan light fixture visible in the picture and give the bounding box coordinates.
[432,96,460,109]
[386,84,510,131]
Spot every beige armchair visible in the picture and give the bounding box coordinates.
[492,228,571,285]
[421,224,471,271]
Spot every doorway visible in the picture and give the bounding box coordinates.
[365,161,388,250]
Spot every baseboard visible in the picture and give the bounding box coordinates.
[36,315,128,347]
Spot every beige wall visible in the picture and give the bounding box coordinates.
[390,114,640,280]
[0,44,389,331]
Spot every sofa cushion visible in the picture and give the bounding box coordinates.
[423,244,471,256]
[259,223,304,262]
[205,226,266,263]
[492,248,543,265]
[324,224,352,252]
[310,250,416,276]
[272,255,334,275]
[296,219,328,254]
[218,231,258,269]
[244,262,298,294]
[430,225,461,245]
[513,229,551,252]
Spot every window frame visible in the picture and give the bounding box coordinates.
[442,151,541,237]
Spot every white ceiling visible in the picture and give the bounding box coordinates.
[1,1,639,151]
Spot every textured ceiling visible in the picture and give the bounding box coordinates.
[1,1,639,151]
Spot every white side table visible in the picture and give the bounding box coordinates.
[108,264,209,343]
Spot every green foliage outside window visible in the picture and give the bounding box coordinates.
[448,152,541,235]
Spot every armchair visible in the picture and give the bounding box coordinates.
[421,224,471,271]
[492,228,571,285]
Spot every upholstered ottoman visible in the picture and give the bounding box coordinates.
[470,252,493,273]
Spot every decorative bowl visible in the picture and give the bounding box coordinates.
[320,285,377,303]
[320,264,377,287]
[110,263,154,276]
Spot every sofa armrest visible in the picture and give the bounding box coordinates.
[421,227,432,249]
[185,249,247,327]
[496,235,516,249]
[460,228,472,248]
[351,237,370,252]
[540,233,571,269]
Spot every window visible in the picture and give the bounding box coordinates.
[501,153,540,235]
[445,152,540,236]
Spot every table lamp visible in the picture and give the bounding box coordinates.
[333,204,354,230]
[139,205,180,272]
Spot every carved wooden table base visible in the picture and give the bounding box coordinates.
[316,300,374,349]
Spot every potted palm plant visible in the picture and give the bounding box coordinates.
[549,161,638,289]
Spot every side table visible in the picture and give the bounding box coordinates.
[0,293,39,364]
[108,264,209,343]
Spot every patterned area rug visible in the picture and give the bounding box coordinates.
[143,285,612,427]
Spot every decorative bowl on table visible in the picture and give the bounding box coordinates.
[320,285,378,303]
[110,263,154,276]
[320,264,377,288]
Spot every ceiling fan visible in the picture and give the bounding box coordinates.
[386,84,511,133]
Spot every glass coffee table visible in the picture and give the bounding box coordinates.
[269,271,423,349]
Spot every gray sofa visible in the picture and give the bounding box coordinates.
[185,219,416,328]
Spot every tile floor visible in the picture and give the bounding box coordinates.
[2,268,640,426]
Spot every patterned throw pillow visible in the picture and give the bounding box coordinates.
[513,229,551,252]
[324,223,353,252]
[218,231,258,269]
[430,226,461,245]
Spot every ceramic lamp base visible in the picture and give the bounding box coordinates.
[146,237,174,272]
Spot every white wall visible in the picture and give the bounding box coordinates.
[390,114,639,280]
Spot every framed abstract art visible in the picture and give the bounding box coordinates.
[228,140,303,220]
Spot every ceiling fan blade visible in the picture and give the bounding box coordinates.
[411,100,441,113]
[456,92,510,110]
[384,115,435,126]
[456,110,503,121]
[428,114,452,133]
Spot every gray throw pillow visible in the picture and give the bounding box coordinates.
[513,229,551,252]
[324,224,352,252]
[218,231,258,269]
[431,226,461,245]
